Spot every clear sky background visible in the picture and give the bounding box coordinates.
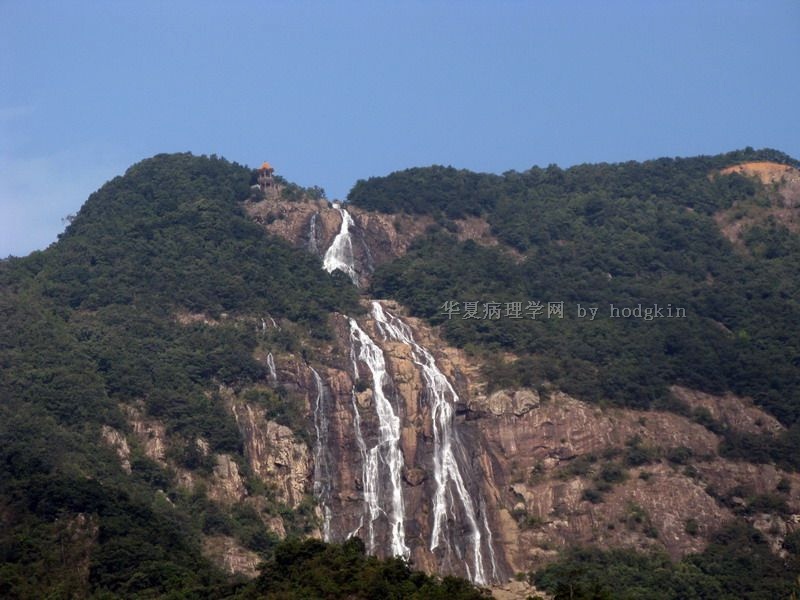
[2,1,799,257]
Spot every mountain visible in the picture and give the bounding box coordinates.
[2,150,800,599]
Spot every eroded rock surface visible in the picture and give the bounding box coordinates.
[202,535,261,578]
[229,398,311,508]
[100,425,132,473]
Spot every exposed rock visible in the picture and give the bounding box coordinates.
[491,579,551,600]
[714,162,800,243]
[470,389,540,417]
[350,206,433,266]
[695,459,800,506]
[315,308,511,582]
[100,425,131,473]
[266,515,287,538]
[229,399,311,508]
[598,464,729,557]
[55,513,99,595]
[122,404,168,466]
[239,197,800,582]
[255,299,800,581]
[207,454,247,505]
[751,513,791,557]
[175,468,196,491]
[718,161,799,185]
[246,198,332,254]
[403,467,427,487]
[241,496,288,539]
[202,535,261,578]
[308,302,800,580]
[478,386,800,572]
[454,216,525,262]
[355,388,372,409]
[480,391,719,465]
[671,385,784,436]
[196,437,211,456]
[248,198,433,285]
[174,311,219,326]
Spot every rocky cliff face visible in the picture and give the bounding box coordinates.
[474,387,798,568]
[95,194,800,586]
[202,535,261,578]
[98,386,317,576]
[228,393,311,509]
[299,304,505,583]
[246,198,432,285]
[299,301,799,581]
[230,195,800,585]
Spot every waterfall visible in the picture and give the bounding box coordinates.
[351,388,383,553]
[266,352,277,383]
[371,301,494,585]
[308,212,319,255]
[322,204,359,286]
[349,318,409,559]
[311,367,332,541]
[348,331,376,550]
[481,499,499,582]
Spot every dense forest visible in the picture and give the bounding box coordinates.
[2,150,800,596]
[0,154,365,598]
[236,538,491,599]
[533,521,800,599]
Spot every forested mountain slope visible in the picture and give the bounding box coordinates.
[2,150,800,599]
[0,154,363,598]
[351,149,800,460]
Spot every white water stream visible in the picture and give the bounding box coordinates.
[313,207,498,582]
[322,204,359,286]
[266,352,277,383]
[348,318,410,558]
[371,301,495,585]
[311,367,332,541]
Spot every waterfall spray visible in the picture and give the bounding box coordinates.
[323,205,359,286]
[349,318,409,558]
[371,301,495,585]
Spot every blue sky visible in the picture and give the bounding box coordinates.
[2,1,799,257]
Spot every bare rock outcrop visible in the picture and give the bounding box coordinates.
[671,385,784,435]
[469,389,540,417]
[207,454,247,505]
[232,195,800,584]
[479,391,719,466]
[714,162,800,243]
[54,513,99,595]
[491,579,551,600]
[122,404,168,466]
[202,535,261,578]
[229,399,311,508]
[246,198,433,284]
[100,425,132,473]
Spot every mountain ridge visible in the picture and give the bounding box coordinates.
[2,149,799,598]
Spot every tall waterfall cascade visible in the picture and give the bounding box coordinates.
[313,216,499,584]
[348,318,410,559]
[310,367,332,541]
[322,204,359,286]
[372,301,497,585]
